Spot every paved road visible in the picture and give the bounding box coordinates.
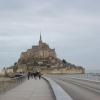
[0,78,55,100]
[48,75,100,100]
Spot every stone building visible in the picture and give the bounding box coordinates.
[16,34,85,74]
[19,34,56,62]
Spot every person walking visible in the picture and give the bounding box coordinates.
[38,72,41,79]
[27,71,31,80]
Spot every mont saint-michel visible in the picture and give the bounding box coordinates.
[9,34,84,74]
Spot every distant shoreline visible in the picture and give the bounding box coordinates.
[86,69,100,73]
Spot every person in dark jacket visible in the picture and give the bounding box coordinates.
[38,72,41,79]
[27,72,31,80]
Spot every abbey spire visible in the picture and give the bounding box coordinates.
[39,32,42,45]
[40,33,42,41]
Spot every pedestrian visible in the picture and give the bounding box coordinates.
[31,72,33,79]
[38,72,41,79]
[33,72,37,79]
[27,71,31,80]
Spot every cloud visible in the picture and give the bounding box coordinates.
[0,0,100,70]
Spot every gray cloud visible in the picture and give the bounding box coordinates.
[0,0,100,70]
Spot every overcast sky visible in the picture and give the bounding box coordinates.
[0,0,100,70]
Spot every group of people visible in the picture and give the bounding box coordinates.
[27,71,42,80]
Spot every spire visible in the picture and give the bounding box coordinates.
[40,32,42,41]
[39,32,42,45]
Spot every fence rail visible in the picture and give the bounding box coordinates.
[0,75,26,94]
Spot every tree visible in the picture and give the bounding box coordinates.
[33,60,39,66]
[62,59,67,66]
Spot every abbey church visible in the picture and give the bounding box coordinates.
[20,34,56,61]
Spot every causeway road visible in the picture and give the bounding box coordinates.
[0,78,55,100]
[48,75,100,100]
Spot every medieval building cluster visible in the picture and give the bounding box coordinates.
[15,34,84,74]
[20,34,56,62]
[0,34,85,77]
